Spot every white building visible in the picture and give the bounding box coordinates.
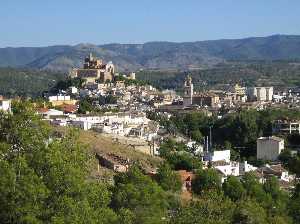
[69,86,78,94]
[38,108,64,119]
[257,136,284,161]
[0,99,11,112]
[203,150,231,163]
[213,161,240,177]
[49,95,71,102]
[239,161,257,175]
[247,87,273,101]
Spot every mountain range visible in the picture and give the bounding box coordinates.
[1,35,300,72]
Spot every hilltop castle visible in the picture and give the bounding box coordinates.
[71,53,115,84]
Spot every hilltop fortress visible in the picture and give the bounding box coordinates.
[71,53,115,84]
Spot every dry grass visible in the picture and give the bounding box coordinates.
[53,126,162,177]
[78,130,162,171]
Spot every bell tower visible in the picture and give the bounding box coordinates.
[183,75,193,106]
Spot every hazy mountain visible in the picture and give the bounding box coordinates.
[1,35,300,72]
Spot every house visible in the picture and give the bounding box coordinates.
[254,164,295,190]
[203,150,231,163]
[239,161,257,175]
[247,87,273,102]
[61,104,78,114]
[272,119,300,134]
[257,136,284,161]
[48,95,77,106]
[37,108,64,119]
[212,160,240,177]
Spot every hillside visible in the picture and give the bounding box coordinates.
[0,67,66,97]
[137,61,300,91]
[1,35,300,72]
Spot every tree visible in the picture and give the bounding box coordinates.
[112,165,168,224]
[0,157,49,223]
[171,193,235,224]
[192,169,221,195]
[233,199,268,224]
[289,183,300,224]
[241,172,269,206]
[78,98,94,114]
[156,162,182,192]
[223,176,246,201]
[0,101,118,223]
[278,149,292,167]
[190,130,203,142]
[166,152,202,171]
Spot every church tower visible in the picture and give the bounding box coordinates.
[183,75,193,106]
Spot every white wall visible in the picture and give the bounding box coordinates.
[0,100,11,112]
[211,150,231,162]
[257,137,284,161]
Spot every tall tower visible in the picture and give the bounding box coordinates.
[183,75,193,106]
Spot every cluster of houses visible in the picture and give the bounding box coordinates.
[176,140,295,195]
[1,54,298,196]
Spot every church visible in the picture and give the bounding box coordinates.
[183,75,220,107]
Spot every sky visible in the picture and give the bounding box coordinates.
[1,0,300,47]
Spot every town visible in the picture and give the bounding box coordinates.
[1,54,299,194]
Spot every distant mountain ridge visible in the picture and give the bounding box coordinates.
[1,35,300,72]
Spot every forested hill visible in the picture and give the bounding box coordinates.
[0,68,66,97]
[1,35,300,72]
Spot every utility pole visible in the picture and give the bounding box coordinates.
[209,125,212,150]
[206,136,209,152]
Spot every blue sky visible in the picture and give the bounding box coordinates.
[1,0,300,47]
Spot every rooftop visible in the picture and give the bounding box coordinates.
[257,136,284,142]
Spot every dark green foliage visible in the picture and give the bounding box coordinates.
[192,169,222,195]
[137,60,300,90]
[156,162,182,192]
[279,150,300,177]
[77,96,118,114]
[51,77,84,93]
[171,193,235,224]
[241,172,270,206]
[0,67,65,97]
[0,101,298,223]
[158,139,202,171]
[0,101,118,223]
[233,199,269,224]
[289,183,300,223]
[168,108,300,160]
[114,74,149,86]
[78,97,94,114]
[112,165,169,224]
[223,176,246,201]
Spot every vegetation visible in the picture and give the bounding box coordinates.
[159,139,202,171]
[137,61,300,91]
[78,96,118,114]
[0,101,299,223]
[156,162,182,192]
[0,67,65,97]
[159,108,300,161]
[114,74,149,86]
